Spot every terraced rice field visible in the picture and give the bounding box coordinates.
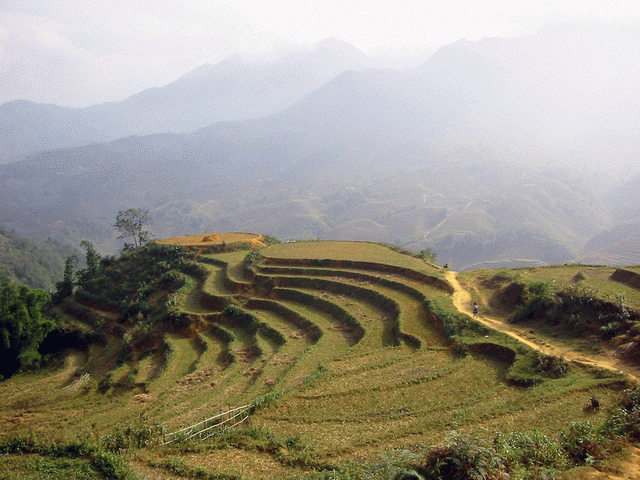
[0,238,632,479]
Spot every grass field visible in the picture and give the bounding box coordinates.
[1,236,639,479]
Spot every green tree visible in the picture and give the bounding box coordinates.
[418,248,437,263]
[0,282,55,378]
[114,208,153,249]
[76,241,100,287]
[52,255,77,304]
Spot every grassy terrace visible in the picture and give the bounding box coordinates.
[1,237,639,479]
[262,241,444,275]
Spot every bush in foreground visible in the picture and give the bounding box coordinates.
[398,390,640,480]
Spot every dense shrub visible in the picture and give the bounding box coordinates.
[122,322,155,351]
[418,433,506,480]
[511,296,555,323]
[251,390,283,410]
[69,243,201,337]
[603,387,640,440]
[532,351,568,378]
[494,430,567,472]
[0,282,56,378]
[398,389,640,479]
[201,241,253,254]
[509,283,640,348]
[425,300,490,340]
[100,421,163,452]
[162,311,192,332]
[510,281,554,323]
[402,423,615,480]
[92,450,141,479]
[560,421,603,465]
[158,270,185,290]
[243,250,264,269]
[261,235,280,245]
[506,351,568,386]
[177,260,207,278]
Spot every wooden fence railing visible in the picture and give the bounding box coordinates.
[161,404,252,445]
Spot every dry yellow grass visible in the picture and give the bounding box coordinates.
[156,232,266,249]
[3,235,639,480]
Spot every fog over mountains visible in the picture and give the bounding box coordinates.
[0,38,381,160]
[1,23,639,270]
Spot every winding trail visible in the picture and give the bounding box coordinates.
[445,270,640,383]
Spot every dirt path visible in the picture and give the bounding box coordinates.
[604,446,640,480]
[445,270,640,382]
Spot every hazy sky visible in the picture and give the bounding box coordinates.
[1,0,639,107]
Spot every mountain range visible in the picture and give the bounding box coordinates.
[1,23,639,270]
[0,38,381,161]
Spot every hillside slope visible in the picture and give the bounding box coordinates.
[1,235,639,479]
[0,225,78,290]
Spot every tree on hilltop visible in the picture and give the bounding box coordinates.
[418,248,437,263]
[114,208,153,249]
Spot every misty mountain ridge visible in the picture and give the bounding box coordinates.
[0,37,381,161]
[1,22,639,269]
[78,37,383,136]
[0,100,130,162]
[267,23,639,176]
[2,23,639,171]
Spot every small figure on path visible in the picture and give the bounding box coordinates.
[590,396,600,413]
[443,263,448,269]
[472,302,479,318]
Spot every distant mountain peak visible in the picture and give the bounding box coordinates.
[219,54,244,64]
[177,55,249,84]
[313,37,370,60]
[315,37,355,50]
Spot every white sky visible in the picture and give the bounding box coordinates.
[1,0,639,107]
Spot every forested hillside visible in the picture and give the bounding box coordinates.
[0,226,79,290]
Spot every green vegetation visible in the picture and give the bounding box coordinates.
[52,255,77,304]
[1,238,639,479]
[503,276,640,365]
[505,350,569,386]
[0,225,79,290]
[68,241,201,314]
[100,420,164,452]
[114,208,153,250]
[418,247,437,263]
[0,281,55,379]
[0,436,142,480]
[398,385,640,479]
